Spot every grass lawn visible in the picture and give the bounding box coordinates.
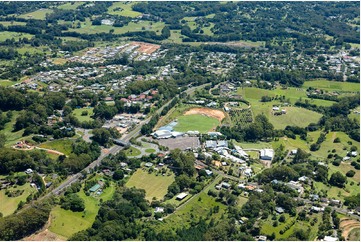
[72,107,94,122]
[0,31,33,42]
[39,139,74,156]
[18,9,53,20]
[126,169,175,201]
[174,114,220,133]
[303,79,360,93]
[0,80,21,87]
[49,183,115,238]
[145,148,156,153]
[237,196,248,208]
[124,146,141,157]
[0,183,37,217]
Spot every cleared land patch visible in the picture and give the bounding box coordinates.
[72,107,94,122]
[18,9,53,20]
[126,169,175,201]
[39,139,73,156]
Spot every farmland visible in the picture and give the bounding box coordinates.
[126,169,175,201]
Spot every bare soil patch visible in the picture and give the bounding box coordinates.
[131,41,160,54]
[340,218,360,239]
[184,107,225,122]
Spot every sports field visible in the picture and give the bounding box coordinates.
[126,169,175,201]
[49,183,115,238]
[173,114,220,133]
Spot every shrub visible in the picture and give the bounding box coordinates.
[346,170,355,177]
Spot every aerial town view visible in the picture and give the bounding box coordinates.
[0,1,359,241]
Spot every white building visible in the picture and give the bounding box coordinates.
[260,149,274,160]
[176,192,188,200]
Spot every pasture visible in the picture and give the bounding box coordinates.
[126,169,175,201]
[0,21,26,26]
[57,2,83,10]
[0,31,33,42]
[49,183,115,238]
[0,182,36,217]
[302,79,360,93]
[71,18,165,35]
[72,107,94,122]
[39,139,74,156]
[108,2,142,17]
[268,107,322,129]
[173,114,220,133]
[18,9,53,20]
[0,111,32,147]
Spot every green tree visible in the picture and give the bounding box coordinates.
[329,171,347,188]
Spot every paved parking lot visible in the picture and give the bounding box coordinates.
[157,136,201,150]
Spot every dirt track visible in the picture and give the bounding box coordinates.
[340,218,360,240]
[184,107,225,122]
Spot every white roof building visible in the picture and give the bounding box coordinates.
[176,192,188,200]
[260,149,274,160]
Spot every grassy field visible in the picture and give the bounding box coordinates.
[107,2,142,17]
[126,169,175,201]
[0,80,21,87]
[39,139,74,156]
[303,79,360,93]
[72,107,94,122]
[268,107,322,129]
[348,228,360,241]
[238,86,337,106]
[173,114,220,133]
[18,9,53,20]
[124,146,141,157]
[71,18,164,35]
[0,21,26,26]
[0,111,32,147]
[49,183,115,238]
[0,182,36,217]
[159,176,226,232]
[145,148,156,153]
[308,131,359,160]
[57,2,83,10]
[0,31,33,42]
